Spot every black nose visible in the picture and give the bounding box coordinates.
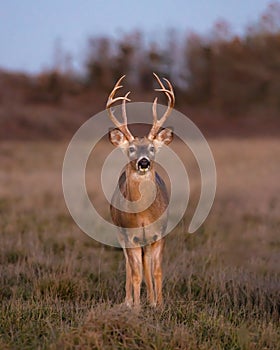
[138,157,150,170]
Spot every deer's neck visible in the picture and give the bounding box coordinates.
[125,164,156,203]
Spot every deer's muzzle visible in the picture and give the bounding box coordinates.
[137,157,150,173]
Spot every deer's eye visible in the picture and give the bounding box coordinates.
[149,146,155,153]
[129,146,135,153]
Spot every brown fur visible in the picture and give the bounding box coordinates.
[107,74,174,308]
[110,133,172,308]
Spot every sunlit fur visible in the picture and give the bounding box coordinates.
[110,130,173,308]
[107,74,174,308]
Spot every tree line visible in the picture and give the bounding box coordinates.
[20,1,280,113]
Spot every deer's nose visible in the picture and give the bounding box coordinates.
[137,157,150,171]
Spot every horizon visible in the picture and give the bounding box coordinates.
[0,0,276,73]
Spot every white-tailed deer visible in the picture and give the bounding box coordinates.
[107,73,175,308]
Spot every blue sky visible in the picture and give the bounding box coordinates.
[0,0,273,73]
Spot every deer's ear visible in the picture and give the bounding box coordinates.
[154,128,173,148]
[109,128,129,148]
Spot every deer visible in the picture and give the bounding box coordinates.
[106,73,175,308]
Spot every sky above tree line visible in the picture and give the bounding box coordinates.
[0,0,275,73]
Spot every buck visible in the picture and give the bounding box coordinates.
[107,73,175,308]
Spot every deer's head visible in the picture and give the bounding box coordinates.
[107,74,175,175]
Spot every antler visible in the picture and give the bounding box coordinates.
[148,73,175,141]
[106,75,134,142]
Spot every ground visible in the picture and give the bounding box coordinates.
[0,137,279,349]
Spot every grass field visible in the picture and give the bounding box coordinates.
[0,137,280,349]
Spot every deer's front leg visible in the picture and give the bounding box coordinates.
[143,245,155,306]
[126,247,142,308]
[152,239,165,306]
[123,249,133,307]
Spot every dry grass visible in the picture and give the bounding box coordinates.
[0,138,280,349]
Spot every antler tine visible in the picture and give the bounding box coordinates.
[106,75,134,142]
[148,73,175,140]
